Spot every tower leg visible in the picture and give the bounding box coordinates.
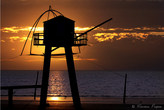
[40,45,52,107]
[65,46,82,109]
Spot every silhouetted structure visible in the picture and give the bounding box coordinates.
[21,6,112,110]
[39,16,84,109]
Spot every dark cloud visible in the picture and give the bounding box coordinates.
[2,0,164,27]
[1,0,164,70]
[80,35,164,70]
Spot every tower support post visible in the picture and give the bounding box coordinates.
[40,45,52,107]
[65,46,82,109]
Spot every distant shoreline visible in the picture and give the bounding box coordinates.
[1,96,164,104]
[1,70,164,71]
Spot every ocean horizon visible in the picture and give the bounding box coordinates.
[1,70,164,98]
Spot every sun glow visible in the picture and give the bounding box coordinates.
[94,32,149,42]
[75,27,93,32]
[1,26,44,33]
[2,26,164,44]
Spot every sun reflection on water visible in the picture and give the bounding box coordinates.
[47,97,72,102]
[48,97,60,101]
[48,71,71,97]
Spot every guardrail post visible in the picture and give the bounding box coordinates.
[34,71,39,100]
[123,74,127,104]
[8,88,13,107]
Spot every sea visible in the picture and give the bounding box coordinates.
[1,70,164,98]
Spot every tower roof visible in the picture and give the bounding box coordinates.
[44,16,75,23]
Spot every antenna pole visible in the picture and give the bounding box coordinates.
[47,5,51,20]
[77,18,112,38]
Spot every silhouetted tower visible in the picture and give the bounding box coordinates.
[21,6,112,109]
[40,16,85,108]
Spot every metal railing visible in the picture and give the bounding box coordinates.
[33,33,87,46]
[33,33,44,45]
[74,33,87,46]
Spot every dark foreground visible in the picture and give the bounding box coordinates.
[1,97,164,110]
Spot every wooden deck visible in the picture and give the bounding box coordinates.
[1,85,42,107]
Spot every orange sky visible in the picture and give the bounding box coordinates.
[1,0,164,70]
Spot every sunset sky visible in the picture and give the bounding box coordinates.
[1,0,164,70]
